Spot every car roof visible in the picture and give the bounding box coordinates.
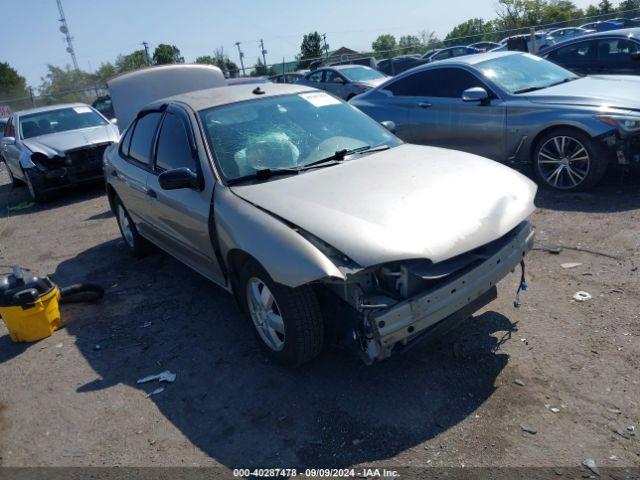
[539,27,640,53]
[425,50,519,66]
[147,83,317,112]
[14,103,89,117]
[322,64,374,71]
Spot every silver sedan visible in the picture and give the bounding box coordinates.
[350,51,640,191]
[0,104,119,201]
[104,82,535,366]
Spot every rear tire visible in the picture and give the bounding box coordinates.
[238,259,324,366]
[532,127,608,191]
[114,197,149,257]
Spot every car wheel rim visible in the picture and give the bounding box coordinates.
[246,277,285,352]
[537,136,590,189]
[117,205,134,247]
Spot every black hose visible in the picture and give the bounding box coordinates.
[59,283,105,304]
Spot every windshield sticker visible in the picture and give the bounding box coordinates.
[299,92,341,107]
[73,106,92,114]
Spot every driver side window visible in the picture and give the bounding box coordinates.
[386,68,492,98]
[154,113,196,172]
[307,71,323,82]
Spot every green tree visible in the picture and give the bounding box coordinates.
[94,62,116,84]
[0,62,29,101]
[196,48,239,77]
[585,4,600,17]
[398,35,422,54]
[419,30,442,50]
[38,65,96,105]
[371,34,397,58]
[250,58,275,76]
[618,0,640,15]
[445,18,490,45]
[115,50,149,73]
[153,44,184,65]
[299,32,323,68]
[598,0,614,15]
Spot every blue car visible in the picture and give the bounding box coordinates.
[580,20,624,32]
[425,45,481,62]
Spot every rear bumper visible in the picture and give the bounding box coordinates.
[364,221,534,362]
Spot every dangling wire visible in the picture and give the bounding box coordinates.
[514,260,528,308]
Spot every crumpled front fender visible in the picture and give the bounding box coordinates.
[214,186,345,288]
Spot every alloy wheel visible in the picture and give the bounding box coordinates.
[537,135,590,190]
[117,204,134,248]
[246,277,285,352]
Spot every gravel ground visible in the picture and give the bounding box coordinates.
[0,163,638,473]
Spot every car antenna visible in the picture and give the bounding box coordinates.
[252,86,266,95]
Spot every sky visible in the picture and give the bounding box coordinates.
[4,0,598,88]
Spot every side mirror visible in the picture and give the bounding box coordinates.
[158,167,200,190]
[2,136,15,145]
[462,87,489,103]
[631,52,640,61]
[380,120,396,133]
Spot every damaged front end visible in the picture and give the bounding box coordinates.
[27,142,112,192]
[316,221,535,364]
[597,115,640,171]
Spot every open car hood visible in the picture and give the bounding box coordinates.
[231,144,537,267]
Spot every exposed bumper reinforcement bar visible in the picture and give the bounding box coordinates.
[365,221,534,362]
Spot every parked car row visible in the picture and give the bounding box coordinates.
[2,40,638,365]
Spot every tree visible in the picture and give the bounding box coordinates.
[419,30,442,50]
[94,62,116,85]
[585,4,600,16]
[445,18,491,45]
[598,0,614,15]
[371,34,397,58]
[196,47,239,77]
[619,0,640,16]
[299,32,323,68]
[250,58,275,76]
[115,50,148,73]
[0,62,29,101]
[398,35,422,54]
[38,65,96,105]
[153,44,184,65]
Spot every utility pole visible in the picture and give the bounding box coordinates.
[322,33,329,59]
[56,0,79,70]
[142,41,151,65]
[235,42,246,76]
[260,39,268,68]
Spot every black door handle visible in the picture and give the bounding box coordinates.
[146,189,157,199]
[418,102,432,108]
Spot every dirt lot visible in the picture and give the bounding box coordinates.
[0,163,638,474]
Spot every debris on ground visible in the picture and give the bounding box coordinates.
[7,201,35,212]
[561,262,582,269]
[549,407,560,413]
[612,427,630,439]
[145,387,165,398]
[514,379,526,387]
[573,291,592,302]
[582,458,599,476]
[607,407,622,414]
[136,370,176,384]
[520,424,537,435]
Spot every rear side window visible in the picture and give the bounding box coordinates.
[386,68,489,98]
[307,71,323,82]
[128,112,162,165]
[546,41,596,63]
[155,113,195,172]
[597,38,640,63]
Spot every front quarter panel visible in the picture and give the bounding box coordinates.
[215,186,345,288]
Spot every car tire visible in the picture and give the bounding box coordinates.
[239,259,324,366]
[114,197,149,257]
[3,162,23,186]
[23,168,46,202]
[533,127,608,191]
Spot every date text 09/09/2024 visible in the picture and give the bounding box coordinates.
[233,468,400,477]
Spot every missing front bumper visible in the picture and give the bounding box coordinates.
[361,221,534,363]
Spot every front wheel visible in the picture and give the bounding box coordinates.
[239,260,324,366]
[533,128,608,191]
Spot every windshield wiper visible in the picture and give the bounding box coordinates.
[302,144,391,170]
[514,77,578,94]
[226,167,299,185]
